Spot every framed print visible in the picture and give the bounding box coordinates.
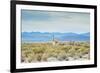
[10,0,97,72]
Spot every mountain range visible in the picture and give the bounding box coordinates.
[22,32,90,43]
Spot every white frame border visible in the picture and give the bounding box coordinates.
[16,4,94,69]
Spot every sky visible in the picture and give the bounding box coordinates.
[21,10,90,33]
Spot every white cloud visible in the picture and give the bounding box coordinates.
[22,10,90,33]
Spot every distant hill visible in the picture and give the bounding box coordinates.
[81,32,90,36]
[22,32,90,43]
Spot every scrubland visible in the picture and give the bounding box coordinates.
[21,41,90,63]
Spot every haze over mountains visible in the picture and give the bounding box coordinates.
[22,32,90,43]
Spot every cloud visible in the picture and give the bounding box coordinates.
[21,10,90,33]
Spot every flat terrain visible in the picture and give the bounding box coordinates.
[21,41,90,63]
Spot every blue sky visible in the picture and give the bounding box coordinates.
[21,10,90,33]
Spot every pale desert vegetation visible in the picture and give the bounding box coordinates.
[21,41,90,63]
